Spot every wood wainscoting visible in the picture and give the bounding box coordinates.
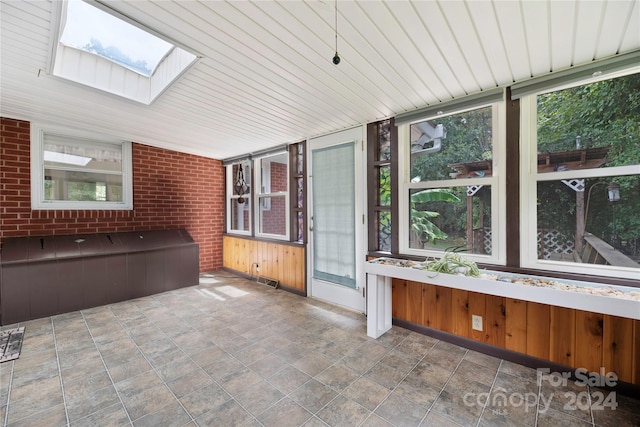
[392,278,640,386]
[223,235,305,293]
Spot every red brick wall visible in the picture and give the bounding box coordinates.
[0,117,224,272]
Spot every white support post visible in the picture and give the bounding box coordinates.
[366,273,393,338]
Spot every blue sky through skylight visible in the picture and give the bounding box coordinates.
[60,0,173,76]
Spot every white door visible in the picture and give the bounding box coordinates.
[307,127,365,313]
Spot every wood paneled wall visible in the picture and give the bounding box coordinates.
[223,235,305,292]
[392,278,640,385]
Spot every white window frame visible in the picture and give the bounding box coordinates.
[31,124,133,210]
[254,153,290,240]
[398,102,507,266]
[226,161,252,236]
[519,72,640,280]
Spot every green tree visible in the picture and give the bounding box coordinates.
[410,188,461,245]
[537,73,640,254]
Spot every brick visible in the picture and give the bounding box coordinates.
[2,121,224,271]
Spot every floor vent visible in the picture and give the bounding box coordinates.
[256,276,279,288]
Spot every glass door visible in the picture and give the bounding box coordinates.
[308,127,365,313]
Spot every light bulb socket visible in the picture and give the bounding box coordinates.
[332,52,341,65]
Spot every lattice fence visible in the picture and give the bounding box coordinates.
[538,229,574,259]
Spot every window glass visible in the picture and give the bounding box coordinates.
[258,195,287,235]
[256,153,288,239]
[537,73,640,170]
[228,162,251,233]
[230,198,250,232]
[371,119,393,253]
[43,136,124,202]
[402,103,501,262]
[377,211,391,252]
[378,124,391,161]
[378,166,391,207]
[525,72,640,278]
[292,142,306,243]
[410,106,492,182]
[45,170,122,202]
[295,212,304,243]
[32,128,131,210]
[409,186,492,255]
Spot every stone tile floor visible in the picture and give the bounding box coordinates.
[1,271,638,427]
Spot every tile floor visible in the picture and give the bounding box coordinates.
[1,271,639,427]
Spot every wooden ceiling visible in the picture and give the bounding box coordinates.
[1,0,639,159]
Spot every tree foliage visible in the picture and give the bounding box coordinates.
[536,73,640,251]
[406,73,639,256]
[83,38,152,75]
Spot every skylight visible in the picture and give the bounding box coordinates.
[50,0,199,105]
[60,0,172,77]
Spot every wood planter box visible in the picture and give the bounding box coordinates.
[365,259,640,386]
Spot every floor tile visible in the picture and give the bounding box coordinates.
[65,384,121,423]
[341,377,391,411]
[290,379,338,414]
[2,271,638,427]
[374,391,428,426]
[314,364,360,393]
[194,398,253,426]
[6,402,67,427]
[132,400,191,427]
[292,352,333,377]
[257,397,312,427]
[316,395,371,426]
[165,368,213,399]
[267,365,312,395]
[69,402,130,427]
[536,407,593,426]
[421,410,464,426]
[180,383,231,418]
[229,378,284,416]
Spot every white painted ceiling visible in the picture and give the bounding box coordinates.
[2,0,639,160]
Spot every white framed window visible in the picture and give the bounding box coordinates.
[31,125,132,210]
[519,71,640,280]
[254,152,289,240]
[398,101,506,265]
[226,160,252,235]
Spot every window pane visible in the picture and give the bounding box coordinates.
[409,186,492,255]
[378,166,391,206]
[230,200,250,231]
[262,154,288,193]
[296,143,304,174]
[44,137,122,172]
[295,211,304,243]
[377,210,391,252]
[537,73,640,171]
[44,169,122,202]
[377,119,391,161]
[296,178,304,208]
[537,176,640,264]
[410,106,493,182]
[259,195,287,236]
[232,163,250,198]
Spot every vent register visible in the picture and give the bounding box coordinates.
[48,0,199,105]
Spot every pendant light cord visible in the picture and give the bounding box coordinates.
[332,0,341,64]
[335,0,338,53]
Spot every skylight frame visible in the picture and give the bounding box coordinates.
[48,0,200,105]
[59,0,174,77]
